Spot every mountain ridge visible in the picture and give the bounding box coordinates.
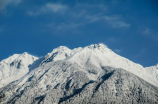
[0,43,158,104]
[1,61,158,104]
[0,43,158,87]
[0,52,38,88]
[41,43,157,86]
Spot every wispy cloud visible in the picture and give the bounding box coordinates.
[0,0,22,11]
[27,3,68,16]
[86,14,130,28]
[44,22,84,36]
[66,3,107,20]
[104,15,130,28]
[41,3,68,13]
[57,23,82,30]
[114,49,121,53]
[142,28,158,41]
[69,3,129,28]
[136,48,146,58]
[143,28,151,35]
[106,38,117,42]
[86,14,103,23]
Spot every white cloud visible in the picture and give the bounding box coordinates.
[43,3,67,12]
[107,38,117,42]
[104,15,130,28]
[57,23,82,30]
[143,28,151,35]
[70,4,129,28]
[65,3,107,21]
[86,14,103,23]
[136,48,146,57]
[86,14,130,28]
[27,3,68,16]
[27,11,39,16]
[114,49,121,53]
[142,27,158,41]
[0,0,22,10]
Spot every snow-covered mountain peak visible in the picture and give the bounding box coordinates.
[1,52,38,65]
[2,52,38,68]
[1,54,20,64]
[19,52,30,57]
[17,53,38,68]
[0,44,158,104]
[52,46,71,52]
[42,44,109,65]
[17,52,38,61]
[1,43,157,88]
[83,43,113,56]
[41,46,72,64]
[46,46,71,57]
[21,52,28,55]
[86,43,107,50]
[0,52,38,88]
[64,43,158,86]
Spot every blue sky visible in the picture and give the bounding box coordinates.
[0,0,158,67]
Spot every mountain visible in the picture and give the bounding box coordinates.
[145,64,158,80]
[0,52,38,88]
[0,43,158,104]
[40,43,158,86]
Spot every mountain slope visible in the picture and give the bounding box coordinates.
[0,52,38,88]
[39,43,158,86]
[0,43,158,104]
[68,44,158,86]
[145,64,158,77]
[0,61,158,104]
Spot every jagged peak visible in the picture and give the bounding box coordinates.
[45,46,71,58]
[47,43,108,56]
[44,43,110,63]
[1,52,38,65]
[21,52,28,55]
[86,43,108,50]
[19,52,37,58]
[15,52,38,63]
[1,54,20,63]
[42,46,72,63]
[51,46,71,53]
[72,47,83,53]
[19,52,29,58]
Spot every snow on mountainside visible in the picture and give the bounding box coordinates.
[0,61,158,104]
[0,52,38,88]
[0,43,158,104]
[39,43,158,86]
[40,46,83,65]
[145,64,158,81]
[69,44,158,86]
[145,64,158,74]
[0,43,157,87]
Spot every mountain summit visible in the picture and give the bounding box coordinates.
[39,43,158,86]
[0,52,38,88]
[0,44,158,104]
